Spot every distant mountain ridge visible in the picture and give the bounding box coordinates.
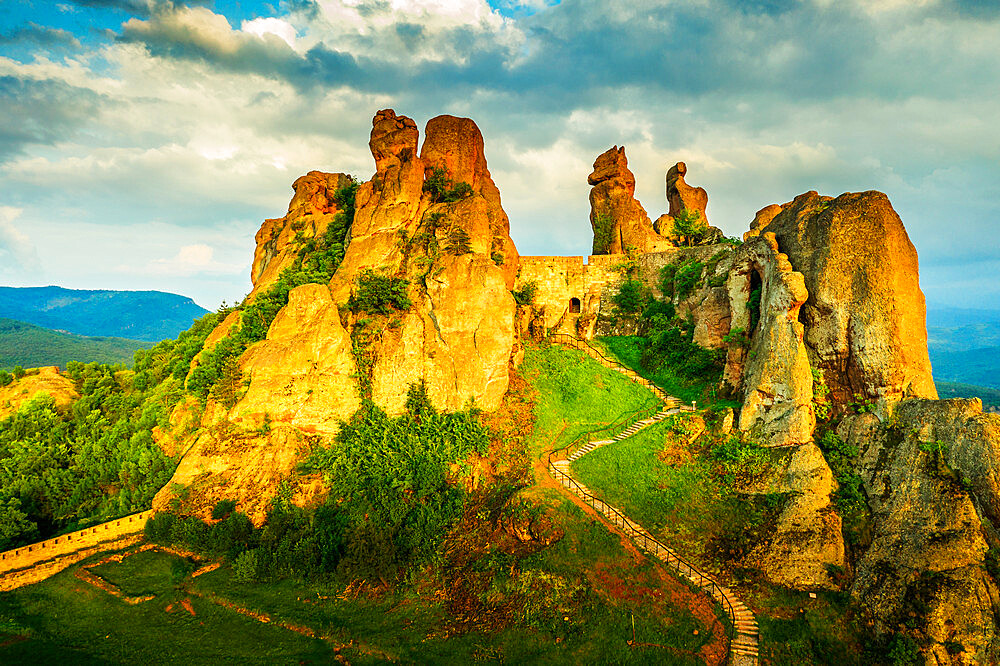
[0,317,152,371]
[0,286,209,343]
[926,306,1000,390]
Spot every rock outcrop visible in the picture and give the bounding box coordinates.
[743,203,783,242]
[842,399,1000,663]
[654,162,723,245]
[358,112,517,414]
[0,366,78,419]
[589,147,671,255]
[747,443,846,590]
[158,110,519,520]
[328,109,426,301]
[251,171,354,297]
[762,191,937,414]
[727,233,815,447]
[235,283,360,435]
[419,114,519,287]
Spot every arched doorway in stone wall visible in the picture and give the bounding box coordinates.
[569,297,581,313]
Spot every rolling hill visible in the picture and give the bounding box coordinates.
[0,286,209,342]
[0,317,152,371]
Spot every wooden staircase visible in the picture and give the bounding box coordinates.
[548,334,759,665]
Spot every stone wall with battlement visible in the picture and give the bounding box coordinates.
[515,255,625,336]
[516,245,735,342]
[0,510,153,585]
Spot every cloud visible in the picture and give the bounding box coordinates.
[131,243,244,277]
[0,75,103,159]
[0,23,82,47]
[0,207,41,276]
[1,0,998,310]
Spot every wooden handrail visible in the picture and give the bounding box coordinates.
[547,334,757,665]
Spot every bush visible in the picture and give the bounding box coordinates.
[674,259,704,301]
[592,212,615,254]
[445,226,473,255]
[349,269,413,315]
[211,499,237,520]
[12,366,25,379]
[512,281,538,306]
[673,209,707,246]
[710,436,768,487]
[304,393,491,582]
[613,279,647,314]
[423,167,474,204]
[232,549,260,583]
[0,371,12,387]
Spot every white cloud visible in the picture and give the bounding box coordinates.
[241,17,298,49]
[0,207,41,276]
[134,243,244,277]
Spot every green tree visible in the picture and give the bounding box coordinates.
[0,497,38,550]
[673,209,707,246]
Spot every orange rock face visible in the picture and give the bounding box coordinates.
[588,146,670,255]
[665,161,709,222]
[250,171,354,298]
[420,115,519,287]
[0,366,78,419]
[763,190,937,413]
[328,110,427,302]
[743,203,783,241]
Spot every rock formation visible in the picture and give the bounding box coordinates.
[743,203,783,242]
[746,443,846,590]
[841,399,1000,662]
[328,109,426,301]
[588,147,671,255]
[727,233,815,447]
[654,162,723,245]
[419,114,519,287]
[235,283,360,435]
[157,110,518,520]
[251,171,355,297]
[761,191,937,414]
[356,111,517,414]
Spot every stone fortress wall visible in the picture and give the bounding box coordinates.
[515,247,720,341]
[0,510,152,590]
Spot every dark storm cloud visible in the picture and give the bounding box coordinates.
[0,77,103,160]
[0,23,82,47]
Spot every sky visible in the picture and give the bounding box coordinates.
[0,0,998,311]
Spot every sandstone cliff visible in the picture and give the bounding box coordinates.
[841,400,1000,663]
[157,110,519,521]
[250,170,355,298]
[726,232,815,447]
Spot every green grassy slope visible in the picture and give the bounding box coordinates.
[0,317,152,370]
